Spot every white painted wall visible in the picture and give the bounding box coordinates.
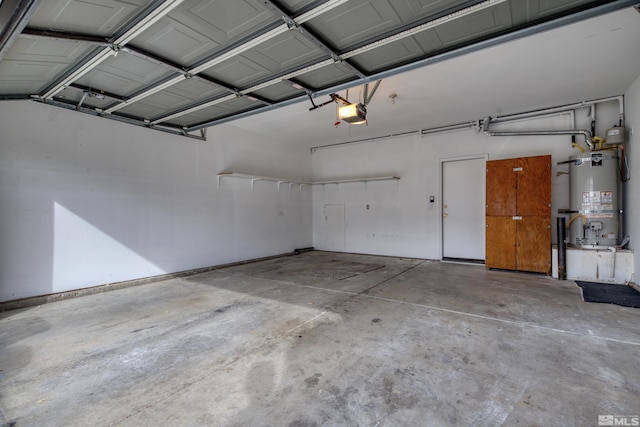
[0,93,631,301]
[0,101,312,301]
[312,102,622,260]
[624,75,640,284]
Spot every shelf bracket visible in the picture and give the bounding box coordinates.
[215,172,399,191]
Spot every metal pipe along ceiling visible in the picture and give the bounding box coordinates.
[489,95,625,127]
[311,95,620,151]
[481,95,629,151]
[484,127,595,150]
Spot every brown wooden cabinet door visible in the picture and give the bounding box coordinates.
[516,216,551,273]
[486,216,516,270]
[517,155,552,216]
[486,154,551,273]
[486,158,519,216]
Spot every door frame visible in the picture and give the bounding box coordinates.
[439,153,489,260]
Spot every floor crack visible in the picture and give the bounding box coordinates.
[358,260,426,295]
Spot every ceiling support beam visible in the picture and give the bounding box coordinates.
[261,0,366,78]
[23,28,191,78]
[0,94,32,100]
[149,93,237,125]
[0,0,44,61]
[341,0,510,60]
[21,28,272,113]
[40,98,206,140]
[102,23,291,114]
[294,0,350,24]
[38,0,185,100]
[69,83,126,102]
[149,56,334,125]
[148,88,274,126]
[21,27,111,46]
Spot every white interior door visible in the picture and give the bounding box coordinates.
[322,204,345,252]
[442,157,486,261]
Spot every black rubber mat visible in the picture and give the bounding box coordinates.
[575,281,640,308]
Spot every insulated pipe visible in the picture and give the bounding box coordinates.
[566,213,587,228]
[571,143,585,153]
[557,217,567,280]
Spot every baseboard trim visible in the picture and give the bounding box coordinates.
[0,251,297,312]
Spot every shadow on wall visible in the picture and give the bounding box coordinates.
[0,176,310,302]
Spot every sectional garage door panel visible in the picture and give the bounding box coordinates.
[0,0,630,135]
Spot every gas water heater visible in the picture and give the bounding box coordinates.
[568,149,620,247]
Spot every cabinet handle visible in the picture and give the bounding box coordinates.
[512,216,522,220]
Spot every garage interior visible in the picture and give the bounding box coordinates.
[1,0,640,425]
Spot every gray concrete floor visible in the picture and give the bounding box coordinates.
[1,251,639,426]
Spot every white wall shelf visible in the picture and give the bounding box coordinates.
[217,172,311,191]
[312,176,400,185]
[217,172,400,190]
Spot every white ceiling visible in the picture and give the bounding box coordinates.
[227,6,640,148]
